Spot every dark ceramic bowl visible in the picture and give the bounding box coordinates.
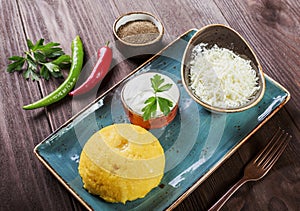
[181,24,266,113]
[113,11,164,58]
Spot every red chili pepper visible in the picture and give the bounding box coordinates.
[69,41,112,96]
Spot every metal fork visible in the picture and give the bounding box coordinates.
[209,129,292,211]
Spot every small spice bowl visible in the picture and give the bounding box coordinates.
[181,24,266,113]
[113,11,164,58]
[121,72,180,129]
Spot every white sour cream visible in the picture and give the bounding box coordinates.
[122,72,179,117]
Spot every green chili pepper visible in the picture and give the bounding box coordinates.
[23,36,84,110]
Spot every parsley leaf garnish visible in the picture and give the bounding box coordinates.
[142,74,173,121]
[7,38,71,81]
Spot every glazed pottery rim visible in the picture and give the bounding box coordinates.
[181,24,266,113]
[113,11,164,47]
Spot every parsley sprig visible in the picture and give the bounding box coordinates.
[142,74,174,121]
[7,38,71,81]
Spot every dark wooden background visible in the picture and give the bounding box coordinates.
[0,0,299,210]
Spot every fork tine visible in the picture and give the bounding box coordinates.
[263,134,291,171]
[254,129,283,165]
[259,130,286,167]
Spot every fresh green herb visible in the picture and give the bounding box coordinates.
[23,36,84,110]
[142,74,173,121]
[7,38,71,81]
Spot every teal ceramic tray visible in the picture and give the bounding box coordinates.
[34,29,290,211]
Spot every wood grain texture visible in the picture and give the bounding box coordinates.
[0,0,299,210]
[0,1,74,210]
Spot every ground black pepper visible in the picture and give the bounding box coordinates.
[117,20,160,44]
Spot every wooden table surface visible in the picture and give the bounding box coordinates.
[1,0,299,210]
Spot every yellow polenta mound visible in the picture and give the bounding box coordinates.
[78,123,165,204]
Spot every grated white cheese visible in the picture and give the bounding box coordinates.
[189,43,260,108]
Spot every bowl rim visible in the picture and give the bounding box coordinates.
[181,23,266,113]
[113,11,164,47]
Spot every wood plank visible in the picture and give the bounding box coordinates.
[0,1,74,210]
[151,0,227,35]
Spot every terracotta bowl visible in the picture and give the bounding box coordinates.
[113,11,164,58]
[121,72,180,129]
[181,24,266,113]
